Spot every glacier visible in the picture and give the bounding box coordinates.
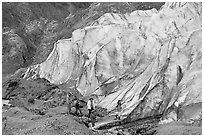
[23,2,202,121]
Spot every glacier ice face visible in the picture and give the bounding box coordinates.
[24,2,202,120]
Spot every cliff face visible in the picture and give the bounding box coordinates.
[23,2,202,122]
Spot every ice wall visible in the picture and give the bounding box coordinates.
[24,2,202,119]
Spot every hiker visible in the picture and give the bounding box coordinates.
[90,110,97,128]
[66,92,72,114]
[87,98,95,118]
[83,52,89,62]
[74,96,83,116]
[174,101,183,121]
[82,52,89,66]
[115,100,122,120]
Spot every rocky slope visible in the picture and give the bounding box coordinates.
[2,101,95,135]
[2,2,88,74]
[22,2,202,124]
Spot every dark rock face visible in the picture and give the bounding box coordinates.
[2,2,74,28]
[2,2,165,74]
[2,2,73,74]
[2,28,36,74]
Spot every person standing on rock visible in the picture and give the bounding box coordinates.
[87,98,95,118]
[66,92,72,115]
[74,96,83,116]
[115,100,122,120]
[90,110,96,128]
